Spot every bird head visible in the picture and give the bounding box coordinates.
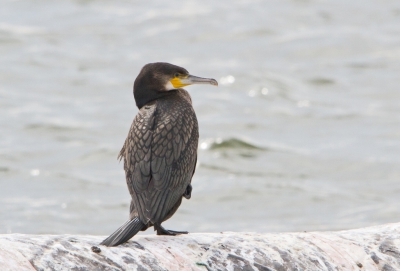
[133,62,218,108]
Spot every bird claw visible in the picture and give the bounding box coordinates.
[168,230,189,235]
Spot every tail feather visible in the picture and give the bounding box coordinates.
[100,217,145,247]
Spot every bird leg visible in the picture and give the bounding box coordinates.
[154,223,188,236]
[183,184,192,199]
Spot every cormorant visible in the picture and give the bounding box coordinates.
[100,62,217,247]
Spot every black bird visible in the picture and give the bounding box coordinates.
[100,62,217,247]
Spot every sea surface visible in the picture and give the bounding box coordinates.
[1,0,400,236]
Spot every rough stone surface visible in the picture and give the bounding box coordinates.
[1,223,400,271]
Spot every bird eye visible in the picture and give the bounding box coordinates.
[174,73,180,77]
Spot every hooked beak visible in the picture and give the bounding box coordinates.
[181,75,218,86]
[170,75,218,88]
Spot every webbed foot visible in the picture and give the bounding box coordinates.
[155,224,188,236]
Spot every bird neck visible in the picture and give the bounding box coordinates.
[134,88,177,109]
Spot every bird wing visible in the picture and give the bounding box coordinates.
[121,98,198,224]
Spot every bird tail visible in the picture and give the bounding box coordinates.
[100,217,145,247]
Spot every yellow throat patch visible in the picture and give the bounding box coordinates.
[170,77,189,88]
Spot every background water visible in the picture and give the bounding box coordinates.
[1,0,400,236]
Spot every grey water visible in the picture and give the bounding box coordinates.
[1,0,400,236]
